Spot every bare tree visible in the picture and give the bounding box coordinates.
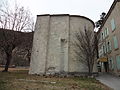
[74,27,98,76]
[0,2,34,32]
[17,32,33,63]
[0,29,21,71]
[0,1,34,72]
[12,32,33,65]
[0,29,33,72]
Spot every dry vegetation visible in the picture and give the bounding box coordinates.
[0,68,112,90]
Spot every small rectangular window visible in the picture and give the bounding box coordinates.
[111,18,116,31]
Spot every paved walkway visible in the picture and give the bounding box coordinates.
[96,73,120,90]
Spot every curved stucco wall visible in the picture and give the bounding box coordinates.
[69,16,94,72]
[29,14,94,75]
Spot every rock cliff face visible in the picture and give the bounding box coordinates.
[29,14,94,75]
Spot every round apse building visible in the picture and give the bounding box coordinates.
[29,14,95,75]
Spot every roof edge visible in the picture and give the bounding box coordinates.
[98,0,119,33]
[37,14,95,28]
[70,15,95,27]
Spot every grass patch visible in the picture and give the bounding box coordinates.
[0,79,7,90]
[0,69,111,90]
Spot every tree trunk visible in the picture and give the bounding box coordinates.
[2,53,12,72]
[88,64,93,76]
[28,57,30,64]
[88,67,92,76]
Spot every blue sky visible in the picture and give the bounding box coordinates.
[1,0,114,22]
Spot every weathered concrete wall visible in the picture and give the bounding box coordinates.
[46,15,69,74]
[69,16,94,72]
[29,16,50,74]
[29,14,94,75]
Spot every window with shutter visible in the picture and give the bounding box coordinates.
[107,41,112,52]
[109,41,112,51]
[111,18,116,31]
[101,45,103,55]
[106,42,108,52]
[103,45,105,54]
[113,36,118,49]
[103,43,107,54]
[104,29,106,37]
[105,44,107,53]
[111,57,114,70]
[106,28,109,36]
[101,32,103,41]
[102,31,104,39]
[116,55,120,70]
[107,42,109,52]
[108,57,114,70]
[104,28,108,37]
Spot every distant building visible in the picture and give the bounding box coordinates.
[29,14,95,75]
[97,0,120,76]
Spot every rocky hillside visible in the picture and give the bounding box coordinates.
[0,28,33,66]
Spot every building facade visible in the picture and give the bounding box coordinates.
[98,0,120,76]
[29,14,95,75]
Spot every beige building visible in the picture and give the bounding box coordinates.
[98,0,120,76]
[29,14,95,75]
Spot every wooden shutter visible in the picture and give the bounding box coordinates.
[113,36,118,49]
[116,56,120,70]
[111,18,116,31]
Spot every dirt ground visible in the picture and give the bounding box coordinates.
[0,67,29,71]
